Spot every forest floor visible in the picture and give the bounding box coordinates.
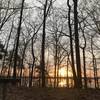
[0,85,100,100]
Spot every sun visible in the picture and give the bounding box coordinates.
[59,67,72,77]
[59,67,67,77]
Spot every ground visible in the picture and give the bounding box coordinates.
[1,85,100,100]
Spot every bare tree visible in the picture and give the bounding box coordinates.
[13,0,25,79]
[40,0,52,87]
[67,0,78,88]
[73,0,82,88]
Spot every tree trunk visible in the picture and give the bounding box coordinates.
[67,0,78,88]
[13,0,25,79]
[1,22,13,76]
[83,48,87,88]
[40,0,48,87]
[29,37,35,87]
[7,40,16,77]
[91,36,98,88]
[73,0,82,88]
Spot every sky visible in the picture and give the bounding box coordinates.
[25,0,67,6]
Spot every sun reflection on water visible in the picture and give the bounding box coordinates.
[58,67,72,87]
[59,80,66,87]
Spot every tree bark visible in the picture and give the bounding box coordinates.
[40,0,48,87]
[67,0,78,88]
[73,0,82,88]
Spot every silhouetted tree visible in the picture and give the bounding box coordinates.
[67,0,78,88]
[73,0,82,88]
[40,0,52,87]
[13,0,25,79]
